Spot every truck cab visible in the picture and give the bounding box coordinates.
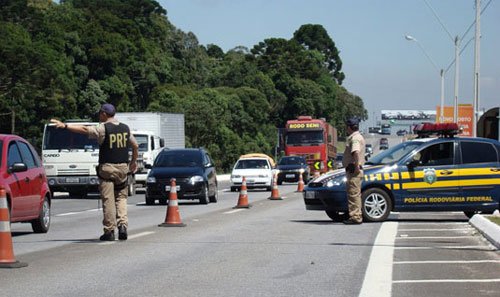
[131,130,165,187]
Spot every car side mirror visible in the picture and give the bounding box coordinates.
[159,138,165,147]
[9,162,28,173]
[145,163,152,169]
[205,163,213,168]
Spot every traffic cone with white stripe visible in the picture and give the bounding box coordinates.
[296,173,305,192]
[268,172,283,200]
[234,177,250,208]
[159,179,186,227]
[0,189,28,268]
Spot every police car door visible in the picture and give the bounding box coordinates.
[397,140,460,210]
[458,140,500,206]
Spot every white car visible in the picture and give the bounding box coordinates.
[230,155,275,191]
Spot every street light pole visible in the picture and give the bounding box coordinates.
[472,0,481,137]
[404,35,445,122]
[453,36,460,123]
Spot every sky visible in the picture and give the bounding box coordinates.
[160,0,499,125]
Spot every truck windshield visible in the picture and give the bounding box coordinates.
[43,126,99,150]
[134,134,149,152]
[286,131,324,145]
[366,141,422,165]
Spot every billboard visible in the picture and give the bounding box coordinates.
[381,110,436,121]
[436,104,474,136]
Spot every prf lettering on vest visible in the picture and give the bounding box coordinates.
[109,132,128,149]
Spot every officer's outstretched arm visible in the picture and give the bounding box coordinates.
[50,119,89,135]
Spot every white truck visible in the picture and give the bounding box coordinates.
[113,112,185,187]
[42,121,141,198]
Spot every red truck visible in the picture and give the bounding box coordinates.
[284,116,337,173]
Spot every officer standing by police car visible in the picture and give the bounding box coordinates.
[342,117,365,224]
[51,103,139,241]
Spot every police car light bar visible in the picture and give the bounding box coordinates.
[413,122,461,138]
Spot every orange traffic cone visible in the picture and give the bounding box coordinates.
[159,179,186,227]
[268,172,283,200]
[0,189,28,268]
[296,173,305,192]
[234,177,250,208]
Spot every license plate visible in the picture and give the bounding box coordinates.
[246,179,255,184]
[165,185,180,191]
[286,174,295,178]
[65,177,80,183]
[304,191,316,199]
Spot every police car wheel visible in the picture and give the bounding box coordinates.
[325,210,349,222]
[362,188,392,222]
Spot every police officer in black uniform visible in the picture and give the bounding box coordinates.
[51,103,138,241]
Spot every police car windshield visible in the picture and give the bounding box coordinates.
[366,141,422,165]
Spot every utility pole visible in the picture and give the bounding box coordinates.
[472,0,481,137]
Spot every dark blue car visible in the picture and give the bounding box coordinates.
[304,133,500,222]
[276,156,310,184]
[145,148,218,205]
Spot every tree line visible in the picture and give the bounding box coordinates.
[0,0,367,171]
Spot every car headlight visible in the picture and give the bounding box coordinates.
[189,175,204,185]
[299,168,305,174]
[231,174,241,179]
[147,176,156,183]
[325,176,347,187]
[259,174,269,178]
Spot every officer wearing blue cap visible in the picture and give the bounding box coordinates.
[50,103,138,241]
[342,117,365,224]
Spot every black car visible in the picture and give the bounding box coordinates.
[396,129,408,136]
[276,156,309,184]
[145,148,218,205]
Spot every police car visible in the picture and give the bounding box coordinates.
[303,123,500,222]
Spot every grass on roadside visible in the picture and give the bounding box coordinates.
[487,216,500,226]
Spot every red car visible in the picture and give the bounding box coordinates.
[0,134,51,233]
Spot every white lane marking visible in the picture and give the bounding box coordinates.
[393,279,500,284]
[398,228,473,231]
[56,212,79,217]
[223,209,245,214]
[128,231,155,240]
[359,221,398,297]
[394,260,500,264]
[395,245,495,250]
[396,236,477,239]
[399,222,469,226]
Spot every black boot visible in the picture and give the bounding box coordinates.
[99,231,115,241]
[118,225,127,240]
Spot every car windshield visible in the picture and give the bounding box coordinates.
[278,157,305,165]
[154,151,202,167]
[286,131,324,145]
[366,141,423,165]
[235,159,269,169]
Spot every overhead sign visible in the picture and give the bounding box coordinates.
[436,104,474,136]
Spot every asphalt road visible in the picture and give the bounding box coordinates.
[2,181,499,297]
